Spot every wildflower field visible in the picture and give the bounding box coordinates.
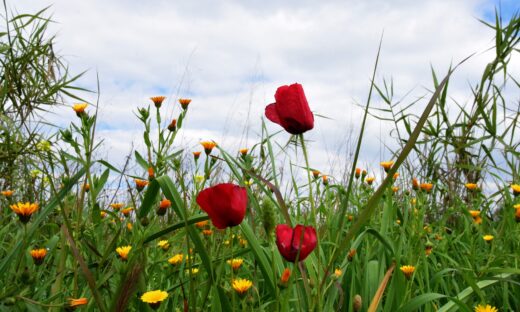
[1,5,520,312]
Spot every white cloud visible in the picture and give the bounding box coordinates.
[10,0,520,185]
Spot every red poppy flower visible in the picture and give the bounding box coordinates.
[265,83,314,135]
[276,224,317,262]
[196,183,247,229]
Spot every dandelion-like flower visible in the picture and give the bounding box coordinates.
[380,161,394,173]
[195,220,209,228]
[355,168,361,179]
[515,204,520,222]
[347,249,356,261]
[150,96,166,108]
[200,141,217,155]
[232,278,253,295]
[67,297,88,309]
[168,254,184,265]
[400,265,415,280]
[30,248,47,265]
[365,177,375,185]
[474,304,498,312]
[193,151,202,160]
[412,178,419,190]
[312,170,320,179]
[121,207,133,217]
[511,184,520,196]
[1,190,14,197]
[202,229,213,236]
[420,183,433,193]
[483,235,494,242]
[279,268,291,286]
[179,98,191,110]
[239,148,248,156]
[110,203,124,211]
[72,103,88,117]
[157,240,170,251]
[227,258,244,271]
[116,246,132,261]
[334,268,343,278]
[157,199,171,216]
[134,179,149,191]
[10,202,39,223]
[322,175,329,186]
[140,290,168,310]
[465,183,479,191]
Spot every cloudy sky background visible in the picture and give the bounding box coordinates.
[10,0,520,182]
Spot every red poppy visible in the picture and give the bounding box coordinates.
[276,224,317,262]
[196,183,247,229]
[265,83,314,135]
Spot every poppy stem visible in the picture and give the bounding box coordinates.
[298,134,321,309]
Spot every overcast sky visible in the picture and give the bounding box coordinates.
[9,0,520,182]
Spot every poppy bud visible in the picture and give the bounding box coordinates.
[265,83,314,135]
[275,224,317,262]
[196,183,247,229]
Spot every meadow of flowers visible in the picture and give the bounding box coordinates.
[1,6,520,312]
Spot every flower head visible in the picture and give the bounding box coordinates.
[400,265,415,280]
[110,203,124,211]
[420,183,433,193]
[72,103,88,116]
[355,168,361,179]
[393,172,399,180]
[141,290,168,310]
[365,177,375,185]
[179,98,191,110]
[347,249,357,261]
[515,204,520,222]
[280,268,291,286]
[67,297,88,310]
[239,148,248,156]
[227,258,244,271]
[425,244,433,256]
[474,304,498,312]
[322,175,329,186]
[134,179,149,191]
[1,190,14,197]
[150,96,166,108]
[121,207,133,217]
[276,224,317,262]
[334,268,343,278]
[165,118,177,132]
[200,141,217,155]
[157,240,170,251]
[232,278,253,296]
[469,210,481,218]
[10,202,39,223]
[116,246,132,261]
[168,254,184,265]
[202,229,213,236]
[148,167,155,179]
[193,151,202,160]
[465,183,479,191]
[380,161,394,173]
[157,199,171,216]
[312,170,320,179]
[195,220,209,228]
[511,184,520,196]
[483,235,494,242]
[412,178,419,190]
[196,183,247,229]
[30,248,47,265]
[265,83,314,135]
